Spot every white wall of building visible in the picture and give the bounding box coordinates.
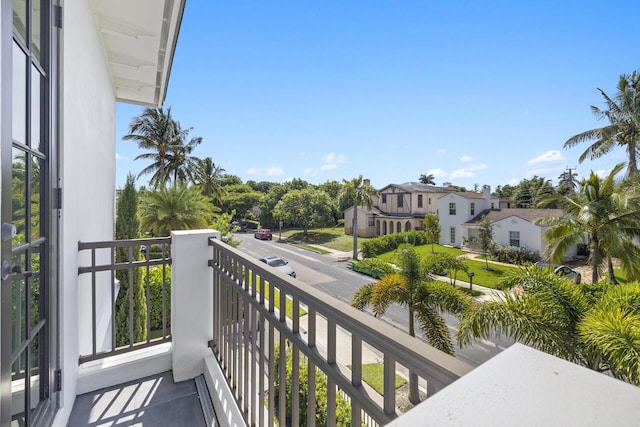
[493,216,545,254]
[438,194,473,246]
[55,1,117,424]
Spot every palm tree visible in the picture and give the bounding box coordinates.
[539,163,640,284]
[419,173,436,185]
[194,157,226,203]
[124,107,202,187]
[338,176,378,259]
[458,267,640,386]
[564,71,640,176]
[139,185,213,236]
[352,246,471,404]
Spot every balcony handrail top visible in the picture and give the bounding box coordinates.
[78,236,171,250]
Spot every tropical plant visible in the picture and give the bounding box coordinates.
[539,163,640,284]
[458,267,640,386]
[564,71,640,176]
[194,157,226,203]
[425,253,468,286]
[419,173,436,185]
[124,107,203,187]
[139,185,213,236]
[423,213,441,253]
[338,175,378,259]
[476,216,496,270]
[352,246,471,404]
[557,169,579,194]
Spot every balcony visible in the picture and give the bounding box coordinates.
[68,230,640,426]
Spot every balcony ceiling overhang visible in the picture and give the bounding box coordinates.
[91,0,186,107]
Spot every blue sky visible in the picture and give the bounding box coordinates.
[115,1,640,191]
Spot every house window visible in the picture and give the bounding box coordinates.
[491,202,494,208]
[417,195,423,208]
[428,197,431,205]
[368,217,374,226]
[509,231,520,247]
[382,194,387,204]
[397,196,403,208]
[470,202,475,216]
[449,202,456,215]
[450,227,456,244]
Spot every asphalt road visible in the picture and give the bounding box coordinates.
[234,232,513,368]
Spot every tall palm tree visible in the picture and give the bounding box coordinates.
[539,163,640,284]
[338,175,378,259]
[352,247,471,404]
[564,71,640,176]
[419,173,436,185]
[124,107,202,187]
[194,157,226,203]
[139,185,213,236]
[458,267,640,386]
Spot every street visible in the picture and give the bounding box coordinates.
[234,232,513,368]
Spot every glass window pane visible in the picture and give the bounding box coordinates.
[12,148,27,246]
[12,43,27,145]
[11,352,26,426]
[30,333,43,413]
[30,156,42,240]
[12,252,27,352]
[32,0,42,63]
[30,248,42,330]
[31,65,42,151]
[13,0,27,43]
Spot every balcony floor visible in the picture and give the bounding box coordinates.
[67,371,212,426]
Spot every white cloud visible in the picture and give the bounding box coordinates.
[437,148,446,155]
[427,168,447,177]
[320,164,337,171]
[449,169,474,179]
[266,167,284,176]
[527,150,564,165]
[246,166,284,176]
[323,152,347,164]
[460,155,473,162]
[507,178,519,185]
[594,169,608,178]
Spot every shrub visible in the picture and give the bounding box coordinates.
[361,231,429,258]
[491,245,541,265]
[274,344,352,426]
[352,258,396,279]
[146,265,171,332]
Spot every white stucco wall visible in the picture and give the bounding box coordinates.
[54,1,117,425]
[493,216,545,254]
[438,194,473,246]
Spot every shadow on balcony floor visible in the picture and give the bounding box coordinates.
[67,371,212,426]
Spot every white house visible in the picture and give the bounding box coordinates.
[0,1,184,425]
[437,185,499,246]
[462,208,578,258]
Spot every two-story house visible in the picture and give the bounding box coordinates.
[343,182,457,237]
[437,185,499,246]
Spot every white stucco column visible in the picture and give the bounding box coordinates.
[171,229,221,382]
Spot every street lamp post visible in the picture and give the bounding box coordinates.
[467,271,475,290]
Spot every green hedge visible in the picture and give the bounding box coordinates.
[491,245,541,265]
[147,265,171,331]
[361,231,429,258]
[351,258,396,279]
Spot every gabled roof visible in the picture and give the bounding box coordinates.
[465,208,565,224]
[438,191,486,200]
[92,0,186,106]
[379,182,457,194]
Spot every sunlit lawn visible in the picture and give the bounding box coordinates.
[279,226,365,252]
[347,364,406,395]
[378,244,520,289]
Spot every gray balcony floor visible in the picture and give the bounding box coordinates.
[67,371,213,426]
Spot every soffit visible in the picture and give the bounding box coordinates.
[91,0,186,107]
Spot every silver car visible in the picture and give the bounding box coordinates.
[259,256,296,278]
[534,262,582,284]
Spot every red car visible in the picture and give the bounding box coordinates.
[254,229,272,240]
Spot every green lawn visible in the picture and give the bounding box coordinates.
[348,363,406,395]
[279,226,363,252]
[377,244,465,263]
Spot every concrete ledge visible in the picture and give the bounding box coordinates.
[203,352,244,427]
[76,342,172,395]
